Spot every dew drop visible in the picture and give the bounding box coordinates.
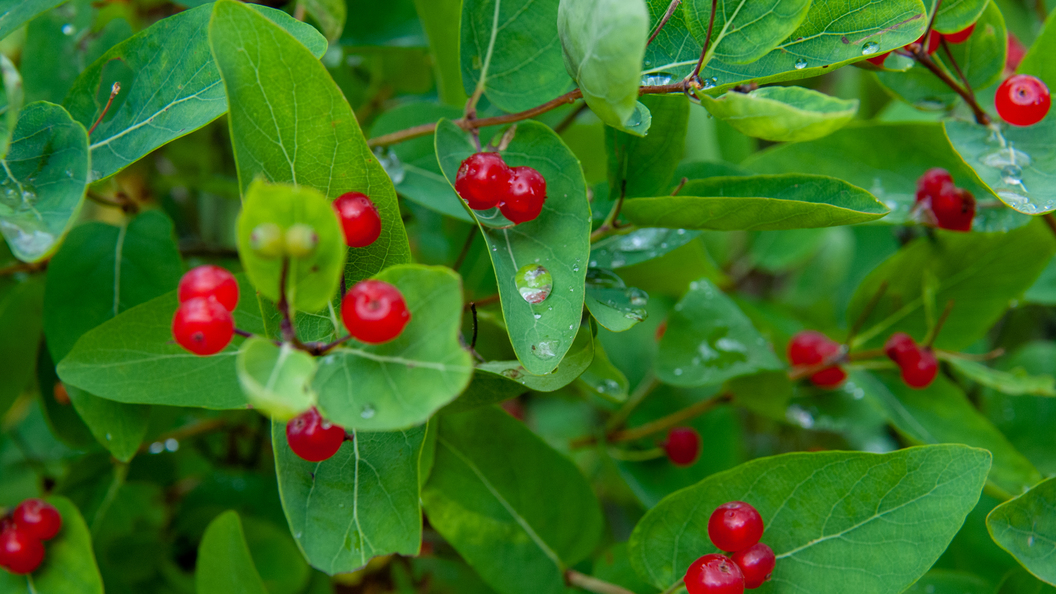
[861,41,880,55]
[1001,164,1024,186]
[673,368,683,376]
[572,264,580,272]
[514,264,553,304]
[533,313,542,319]
[532,340,559,360]
[149,442,164,454]
[360,404,376,419]
[1028,535,1036,547]
[794,58,808,70]
[372,147,405,184]
[62,24,75,35]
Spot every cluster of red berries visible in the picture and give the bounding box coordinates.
[866,22,976,67]
[286,407,348,462]
[664,427,702,466]
[787,330,846,388]
[455,152,547,224]
[914,168,975,232]
[995,74,1051,127]
[684,502,775,593]
[172,265,239,355]
[884,332,938,389]
[0,499,62,575]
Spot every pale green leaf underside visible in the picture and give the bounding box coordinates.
[699,86,858,142]
[988,476,1056,587]
[237,338,317,421]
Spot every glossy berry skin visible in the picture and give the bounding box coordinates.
[455,152,511,210]
[915,168,953,204]
[787,331,846,388]
[731,543,775,589]
[12,499,62,541]
[996,75,1051,127]
[333,192,382,248]
[943,23,975,44]
[0,528,45,575]
[866,51,891,66]
[931,185,975,232]
[708,501,765,553]
[664,427,701,467]
[341,280,410,344]
[499,166,547,224]
[884,332,918,364]
[684,554,745,594]
[900,347,939,389]
[178,265,239,312]
[286,408,346,462]
[172,297,234,356]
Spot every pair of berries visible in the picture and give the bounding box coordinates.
[995,75,1051,127]
[685,502,776,593]
[884,332,938,389]
[664,427,702,466]
[788,331,846,388]
[172,265,239,356]
[286,407,348,462]
[866,23,975,66]
[914,168,975,232]
[0,499,62,575]
[455,152,547,224]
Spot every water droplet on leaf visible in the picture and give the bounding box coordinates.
[861,41,880,55]
[794,58,808,70]
[515,264,553,304]
[360,404,376,419]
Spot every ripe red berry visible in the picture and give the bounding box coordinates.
[178,265,239,312]
[341,280,410,344]
[915,168,953,204]
[996,75,1051,127]
[915,29,940,54]
[1006,34,1027,73]
[787,331,846,388]
[884,332,918,364]
[943,23,975,44]
[172,297,234,356]
[0,528,44,575]
[684,554,745,594]
[664,427,701,466]
[286,407,347,462]
[866,51,891,66]
[333,192,382,248]
[12,500,62,541]
[900,347,939,389]
[931,185,975,232]
[499,166,547,224]
[455,152,511,210]
[708,501,765,553]
[731,543,775,589]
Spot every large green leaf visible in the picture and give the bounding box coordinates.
[0,0,66,41]
[422,407,604,594]
[1000,570,1056,594]
[846,221,1056,350]
[0,277,43,416]
[684,0,810,65]
[628,445,991,593]
[460,0,571,113]
[413,0,465,105]
[903,570,992,594]
[980,342,1056,477]
[236,338,317,421]
[63,3,325,182]
[589,228,701,269]
[313,265,473,431]
[621,174,889,230]
[605,93,689,199]
[56,276,265,409]
[988,477,1056,586]
[0,102,88,263]
[0,497,103,594]
[273,422,427,574]
[933,0,990,34]
[196,511,269,594]
[435,119,591,375]
[700,86,858,142]
[210,0,411,284]
[558,0,649,128]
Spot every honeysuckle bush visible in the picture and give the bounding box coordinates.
[3,0,1056,592]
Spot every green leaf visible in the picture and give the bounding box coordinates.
[236,181,345,313]
[236,339,317,421]
[0,496,104,594]
[584,268,648,332]
[313,264,473,431]
[621,174,889,230]
[605,94,689,199]
[864,371,1042,497]
[628,445,991,592]
[63,3,325,182]
[65,384,149,462]
[655,278,781,387]
[558,0,649,128]
[945,356,1056,397]
[298,0,345,42]
[590,228,701,269]
[196,511,269,594]
[422,407,604,594]
[576,340,630,401]
[0,0,66,41]
[904,570,993,594]
[56,276,265,410]
[0,101,88,263]
[0,54,22,155]
[273,421,427,574]
[435,119,591,376]
[1000,570,1056,594]
[461,0,572,113]
[988,476,1056,586]
[980,342,1056,476]
[240,517,311,594]
[846,221,1056,350]
[684,0,810,65]
[473,322,595,396]
[209,0,411,284]
[933,0,989,34]
[0,278,43,416]
[699,86,858,142]
[413,0,466,105]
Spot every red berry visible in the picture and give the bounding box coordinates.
[341,280,410,344]
[731,543,775,589]
[286,407,347,462]
[172,297,234,356]
[12,500,61,541]
[866,51,891,66]
[943,23,975,44]
[499,166,547,224]
[900,347,939,389]
[684,554,745,594]
[455,152,511,210]
[809,366,848,388]
[884,332,918,364]
[915,168,953,204]
[178,265,239,312]
[915,29,941,54]
[931,185,975,232]
[0,528,44,575]
[708,501,765,553]
[1007,34,1027,73]
[996,75,1051,127]
[333,192,382,248]
[664,427,701,467]
[787,331,846,388]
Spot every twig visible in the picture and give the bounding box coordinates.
[688,0,718,83]
[312,334,353,355]
[464,293,501,309]
[86,189,138,214]
[924,0,943,38]
[553,102,589,135]
[941,39,977,104]
[90,463,128,535]
[1044,214,1056,239]
[566,570,636,594]
[604,373,660,433]
[671,177,688,196]
[607,393,731,444]
[846,281,888,346]
[293,2,306,21]
[590,181,629,242]
[647,0,683,46]
[470,303,479,350]
[453,227,478,271]
[923,300,954,348]
[935,347,1004,362]
[0,260,47,276]
[275,258,308,350]
[233,328,254,338]
[911,47,991,124]
[88,82,121,136]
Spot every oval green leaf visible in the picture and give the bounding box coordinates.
[684,0,810,65]
[988,476,1056,586]
[0,0,66,41]
[699,86,859,142]
[944,355,1056,397]
[584,268,648,332]
[0,277,43,416]
[236,338,317,421]
[196,511,269,594]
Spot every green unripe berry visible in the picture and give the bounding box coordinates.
[285,224,319,258]
[250,223,285,258]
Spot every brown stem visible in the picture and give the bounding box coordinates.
[1044,214,1056,239]
[941,39,977,104]
[671,177,688,196]
[233,328,254,338]
[647,0,683,46]
[688,0,718,82]
[566,570,636,594]
[788,348,848,381]
[847,281,888,346]
[912,48,991,125]
[88,82,121,136]
[465,293,501,309]
[553,102,589,135]
[923,300,954,348]
[470,303,479,350]
[86,189,138,214]
[312,334,352,355]
[590,182,629,242]
[847,348,886,361]
[275,258,307,350]
[572,391,729,449]
[0,260,47,276]
[924,0,943,37]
